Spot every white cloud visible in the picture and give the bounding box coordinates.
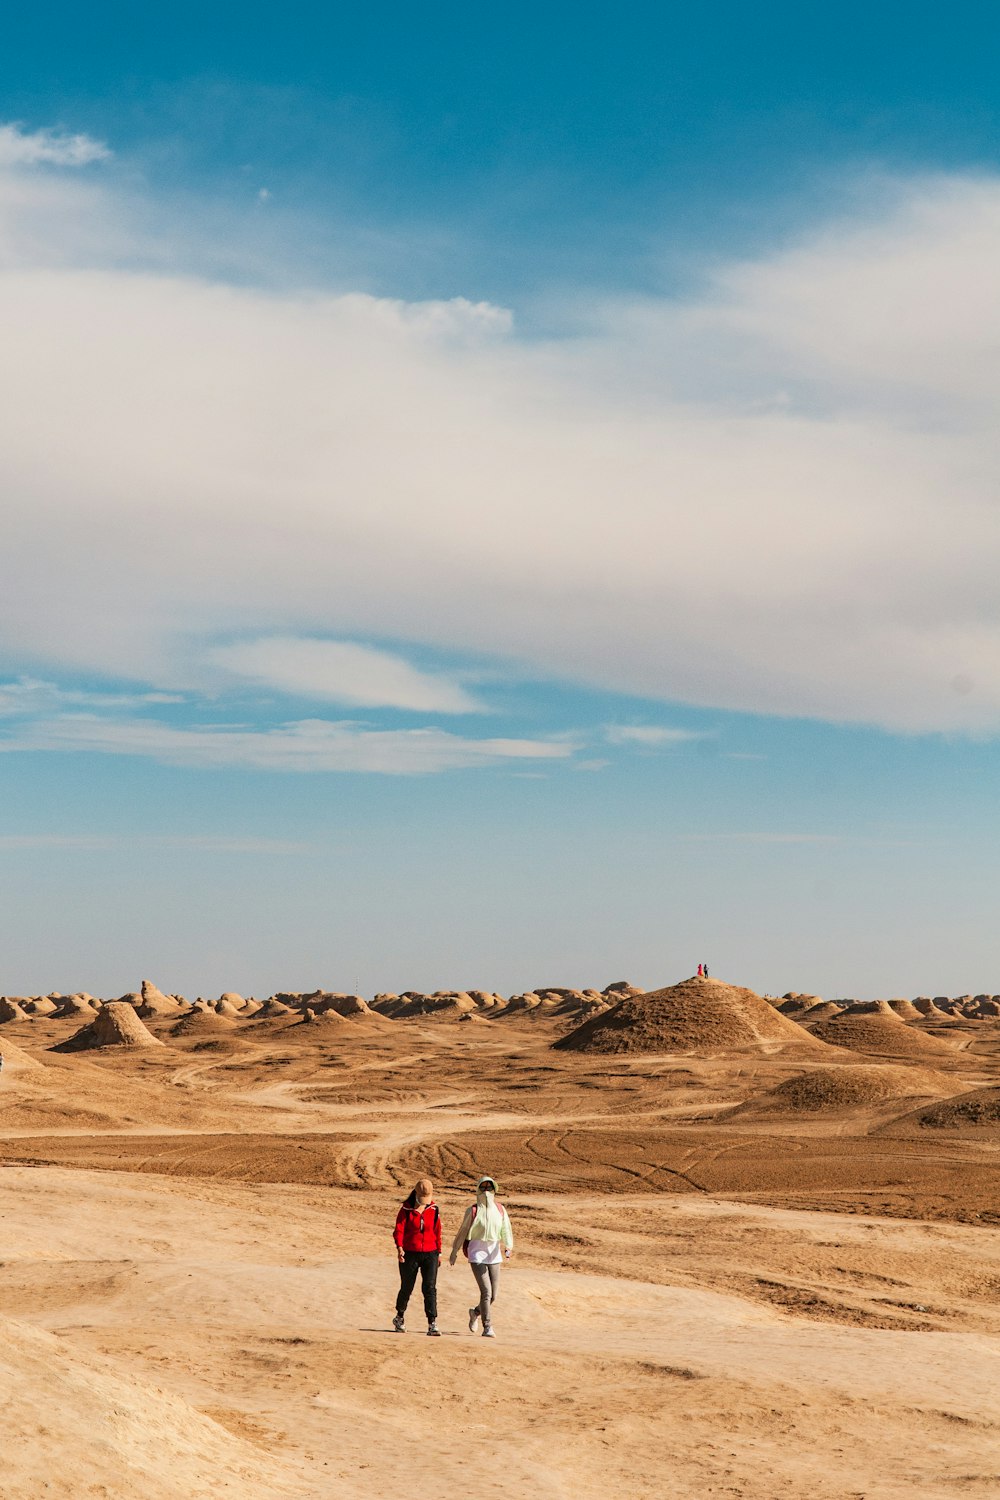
[1,150,1000,734]
[208,637,481,713]
[0,679,182,717]
[0,124,110,168]
[604,725,703,747]
[0,715,574,774]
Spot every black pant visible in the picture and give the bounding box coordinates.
[396,1251,438,1322]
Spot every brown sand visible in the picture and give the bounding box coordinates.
[3,980,1000,1496]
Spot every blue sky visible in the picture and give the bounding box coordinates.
[1,3,999,999]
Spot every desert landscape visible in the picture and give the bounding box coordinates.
[3,973,1000,1498]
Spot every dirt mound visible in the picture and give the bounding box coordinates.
[52,1002,165,1052]
[171,1009,238,1037]
[24,997,58,1015]
[377,992,466,1018]
[801,1001,844,1021]
[0,1037,44,1071]
[322,993,377,1017]
[51,994,99,1019]
[134,980,185,1017]
[887,998,924,1021]
[913,997,954,1019]
[882,1086,1000,1135]
[733,1064,953,1117]
[555,975,836,1056]
[974,999,1000,1017]
[299,1007,345,1025]
[254,999,294,1018]
[0,997,29,1023]
[810,1007,958,1059]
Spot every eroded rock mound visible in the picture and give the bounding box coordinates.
[800,1001,844,1021]
[253,999,294,1018]
[299,1006,345,1025]
[733,1064,952,1117]
[0,997,29,1023]
[52,1002,165,1052]
[555,975,836,1056]
[912,997,953,1019]
[811,1005,957,1059]
[0,1037,43,1071]
[171,1009,238,1037]
[132,980,183,1017]
[374,992,466,1018]
[24,997,58,1016]
[887,998,924,1021]
[883,1086,1000,1135]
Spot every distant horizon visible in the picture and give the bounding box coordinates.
[4,972,996,1008]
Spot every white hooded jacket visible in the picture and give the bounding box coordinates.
[449,1184,514,1266]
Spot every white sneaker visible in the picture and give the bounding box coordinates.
[468,1306,480,1333]
[482,1327,495,1338]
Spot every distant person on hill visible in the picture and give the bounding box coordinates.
[697,964,703,977]
[449,1175,514,1338]
[392,1178,442,1336]
[704,963,710,977]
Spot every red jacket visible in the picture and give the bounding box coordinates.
[394,1201,442,1254]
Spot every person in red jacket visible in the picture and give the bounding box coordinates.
[392,1177,442,1336]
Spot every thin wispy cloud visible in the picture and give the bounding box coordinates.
[604,725,704,747]
[0,678,182,717]
[0,714,575,774]
[208,637,482,713]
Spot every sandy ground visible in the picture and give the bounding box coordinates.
[3,1002,1000,1497]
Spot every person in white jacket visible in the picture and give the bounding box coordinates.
[449,1175,514,1338]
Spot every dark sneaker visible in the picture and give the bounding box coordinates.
[427,1322,441,1337]
[392,1314,405,1333]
